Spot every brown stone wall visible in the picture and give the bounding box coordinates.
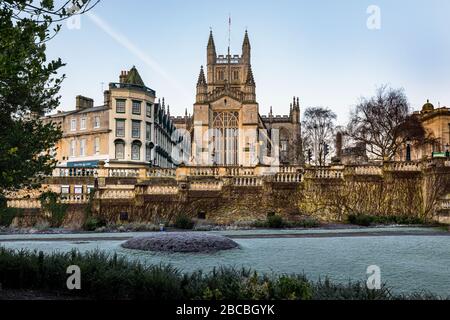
[93,182,303,225]
[9,163,450,228]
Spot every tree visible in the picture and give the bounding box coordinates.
[302,107,337,166]
[347,85,427,161]
[0,0,97,196]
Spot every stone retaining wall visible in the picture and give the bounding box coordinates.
[5,160,450,226]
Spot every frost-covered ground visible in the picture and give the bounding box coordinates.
[0,227,449,295]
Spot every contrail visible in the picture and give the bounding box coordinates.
[86,12,191,101]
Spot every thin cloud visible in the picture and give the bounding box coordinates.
[86,12,191,102]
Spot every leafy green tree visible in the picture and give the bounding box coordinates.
[0,0,97,195]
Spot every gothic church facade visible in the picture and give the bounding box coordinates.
[173,31,303,167]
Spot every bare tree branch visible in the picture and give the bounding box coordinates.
[346,85,427,161]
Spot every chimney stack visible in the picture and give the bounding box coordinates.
[119,70,129,83]
[76,95,94,110]
[103,90,111,107]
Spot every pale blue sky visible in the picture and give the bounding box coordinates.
[47,0,450,124]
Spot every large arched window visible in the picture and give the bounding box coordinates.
[213,111,239,166]
[115,139,125,160]
[131,141,142,160]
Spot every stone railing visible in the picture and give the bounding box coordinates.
[54,167,98,177]
[305,168,344,180]
[147,168,176,178]
[233,177,263,187]
[60,193,90,204]
[440,200,450,210]
[190,181,223,191]
[7,193,90,208]
[274,173,302,183]
[352,165,383,176]
[99,189,135,199]
[147,186,178,195]
[47,160,446,183]
[278,166,303,174]
[7,199,41,209]
[188,167,219,177]
[227,167,255,176]
[385,162,422,172]
[108,168,141,178]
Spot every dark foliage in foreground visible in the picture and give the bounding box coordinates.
[0,207,22,227]
[253,214,321,229]
[347,214,427,227]
[0,248,443,300]
[173,214,195,230]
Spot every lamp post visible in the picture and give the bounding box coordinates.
[212,149,216,167]
[406,138,411,162]
[148,142,155,168]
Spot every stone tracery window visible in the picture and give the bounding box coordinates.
[279,127,290,163]
[213,111,239,166]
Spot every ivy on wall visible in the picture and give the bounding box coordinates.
[38,192,68,227]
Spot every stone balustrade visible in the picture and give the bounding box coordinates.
[47,164,438,189]
[147,186,178,195]
[7,193,90,208]
[48,161,446,183]
[147,168,176,178]
[60,193,90,204]
[190,181,223,191]
[278,166,302,174]
[108,168,141,178]
[353,166,383,176]
[305,168,344,180]
[233,177,263,186]
[385,162,422,172]
[100,189,135,199]
[7,199,41,209]
[188,167,219,176]
[274,173,302,183]
[54,167,98,177]
[227,167,255,176]
[440,200,450,210]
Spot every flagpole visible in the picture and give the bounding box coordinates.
[228,14,231,85]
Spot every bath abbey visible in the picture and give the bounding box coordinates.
[173,31,303,167]
[4,30,450,228]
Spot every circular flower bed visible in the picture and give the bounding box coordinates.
[121,232,239,253]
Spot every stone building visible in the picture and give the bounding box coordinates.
[396,100,450,161]
[42,66,176,169]
[173,31,303,167]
